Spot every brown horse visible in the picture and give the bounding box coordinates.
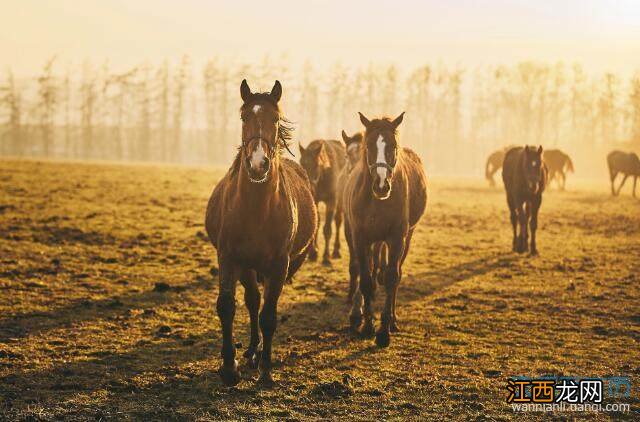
[343,112,427,347]
[205,80,317,386]
[485,149,506,186]
[299,139,347,264]
[502,146,547,255]
[543,149,574,190]
[607,150,640,197]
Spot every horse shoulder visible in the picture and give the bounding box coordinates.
[205,171,236,248]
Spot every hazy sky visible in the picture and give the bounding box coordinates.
[2,0,639,75]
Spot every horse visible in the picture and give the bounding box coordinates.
[205,80,317,386]
[343,112,427,347]
[607,150,640,197]
[337,131,388,304]
[485,149,506,186]
[543,149,574,190]
[502,146,547,255]
[299,138,347,264]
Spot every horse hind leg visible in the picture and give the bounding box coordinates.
[507,195,518,252]
[308,202,320,261]
[239,269,261,368]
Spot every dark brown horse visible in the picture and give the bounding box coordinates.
[205,80,317,386]
[299,139,347,264]
[543,149,574,190]
[607,150,640,197]
[502,146,547,255]
[343,112,427,347]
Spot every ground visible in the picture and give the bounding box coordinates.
[0,159,638,421]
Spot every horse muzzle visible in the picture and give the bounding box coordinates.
[370,163,393,200]
[245,156,271,183]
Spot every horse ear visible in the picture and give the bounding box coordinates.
[537,145,543,154]
[359,112,371,128]
[391,112,405,128]
[314,142,325,156]
[341,130,349,144]
[270,80,282,103]
[299,142,305,154]
[240,79,251,103]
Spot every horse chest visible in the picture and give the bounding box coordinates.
[220,211,291,265]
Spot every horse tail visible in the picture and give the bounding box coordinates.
[565,155,575,173]
[485,156,492,181]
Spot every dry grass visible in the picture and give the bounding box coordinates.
[0,159,638,420]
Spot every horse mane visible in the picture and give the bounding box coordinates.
[230,95,295,176]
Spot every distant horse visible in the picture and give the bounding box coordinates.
[543,149,574,190]
[485,146,515,186]
[485,149,506,186]
[205,80,317,386]
[502,146,547,255]
[343,112,427,347]
[607,150,640,197]
[299,138,347,264]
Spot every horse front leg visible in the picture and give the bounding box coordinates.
[376,236,405,348]
[530,195,542,256]
[239,269,260,369]
[633,176,637,198]
[355,236,375,337]
[216,257,240,386]
[617,174,629,196]
[322,201,335,265]
[517,203,529,254]
[257,260,287,386]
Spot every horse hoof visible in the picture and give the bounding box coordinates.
[530,249,539,257]
[332,250,341,259]
[308,251,318,261]
[243,350,259,369]
[322,257,331,266]
[256,371,275,388]
[218,362,241,386]
[390,322,400,333]
[360,320,375,338]
[375,330,391,348]
[349,314,362,333]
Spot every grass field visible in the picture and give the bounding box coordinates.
[0,159,638,420]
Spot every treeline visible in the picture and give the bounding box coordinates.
[1,56,639,176]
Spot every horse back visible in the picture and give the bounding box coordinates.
[608,150,640,175]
